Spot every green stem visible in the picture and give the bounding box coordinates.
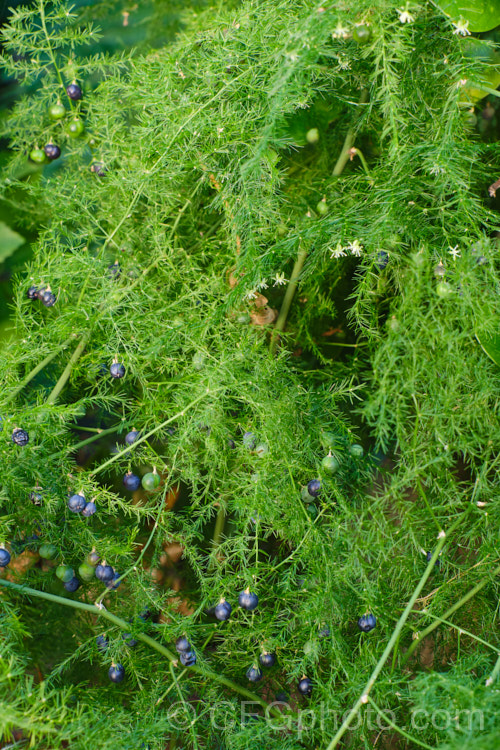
[39,0,74,110]
[402,565,500,665]
[324,533,447,750]
[66,425,120,453]
[208,503,226,572]
[45,333,89,405]
[3,336,74,404]
[349,147,372,182]
[486,653,500,687]
[413,610,500,654]
[0,578,279,715]
[366,697,434,750]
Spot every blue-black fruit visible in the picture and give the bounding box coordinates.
[246,665,262,682]
[358,613,376,632]
[123,472,141,491]
[214,599,232,621]
[108,663,125,683]
[238,589,259,611]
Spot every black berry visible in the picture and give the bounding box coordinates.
[125,430,140,445]
[376,250,389,270]
[238,588,259,611]
[108,664,125,683]
[214,598,232,621]
[12,428,29,446]
[122,632,138,647]
[66,82,82,100]
[307,479,321,497]
[110,362,125,379]
[40,290,56,307]
[180,651,197,666]
[82,500,96,517]
[106,572,122,589]
[44,143,61,160]
[63,576,80,592]
[95,562,114,581]
[0,548,11,567]
[123,472,141,491]
[298,677,313,696]
[246,665,262,682]
[27,285,39,299]
[96,635,109,652]
[175,636,191,653]
[68,493,86,513]
[259,651,276,668]
[358,613,376,632]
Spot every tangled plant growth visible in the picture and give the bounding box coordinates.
[0,0,499,748]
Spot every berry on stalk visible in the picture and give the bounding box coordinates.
[66,82,82,100]
[68,118,85,137]
[175,636,191,653]
[0,548,11,567]
[29,148,46,164]
[180,651,197,666]
[68,493,86,513]
[125,430,140,445]
[87,549,100,566]
[44,143,61,160]
[39,543,58,560]
[246,665,262,682]
[55,565,75,583]
[307,479,321,497]
[78,562,96,581]
[95,562,114,582]
[110,361,125,379]
[259,651,276,668]
[238,588,259,611]
[48,102,66,120]
[123,472,141,491]
[64,576,80,592]
[82,500,96,517]
[27,285,39,299]
[349,444,364,458]
[298,676,313,695]
[40,289,56,307]
[358,613,376,632]
[321,453,339,475]
[142,470,160,491]
[214,598,232,621]
[108,663,125,683]
[12,428,29,446]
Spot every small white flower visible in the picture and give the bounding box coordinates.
[330,242,346,259]
[243,289,258,301]
[429,164,445,176]
[455,78,468,89]
[273,272,287,286]
[448,245,461,259]
[332,22,349,40]
[397,8,415,24]
[452,18,470,36]
[256,279,269,290]
[347,239,364,257]
[337,55,351,70]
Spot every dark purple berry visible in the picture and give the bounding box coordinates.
[110,362,125,379]
[125,430,140,445]
[358,613,376,632]
[122,632,138,647]
[426,551,441,569]
[106,571,122,589]
[82,501,96,517]
[123,472,141,491]
[175,636,191,653]
[96,635,109,652]
[27,285,39,299]
[12,428,29,446]
[180,651,197,666]
[238,589,258,611]
[66,83,82,100]
[214,599,232,621]
[259,652,276,668]
[95,563,114,582]
[30,491,42,505]
[307,479,321,497]
[376,250,389,270]
[298,677,313,696]
[242,432,256,449]
[108,664,125,683]
[44,143,61,160]
[68,493,86,513]
[0,549,11,567]
[63,576,80,592]
[40,290,56,307]
[246,665,262,682]
[91,161,107,176]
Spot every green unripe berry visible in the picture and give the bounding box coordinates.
[68,118,85,138]
[349,444,364,458]
[436,281,453,299]
[306,127,320,144]
[142,471,160,491]
[39,543,58,560]
[29,148,46,164]
[316,200,328,216]
[301,486,315,503]
[322,453,339,475]
[352,24,371,44]
[48,102,66,121]
[56,565,75,583]
[78,562,96,582]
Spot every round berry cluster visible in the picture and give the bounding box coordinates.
[27,284,57,307]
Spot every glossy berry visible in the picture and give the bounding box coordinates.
[108,664,125,683]
[125,430,140,445]
[238,588,259,611]
[349,444,364,458]
[306,127,319,144]
[214,599,232,621]
[259,651,276,668]
[39,543,58,560]
[376,250,389,270]
[82,501,96,517]
[64,576,80,592]
[316,200,328,216]
[106,571,122,589]
[242,432,256,449]
[55,565,75,583]
[30,491,42,505]
[298,677,313,696]
[142,472,160,491]
[180,651,197,666]
[68,493,86,513]
[352,24,371,43]
[436,281,453,299]
[29,148,46,164]
[40,289,56,307]
[0,549,11,567]
[123,472,141,491]
[95,562,114,582]
[66,82,82,100]
[426,550,441,569]
[96,635,109,652]
[358,613,377,632]
[68,118,85,137]
[321,454,339,475]
[12,428,29,446]
[48,102,66,120]
[44,143,61,160]
[110,362,125,379]
[78,562,96,581]
[246,665,263,682]
[87,550,100,566]
[175,636,191,653]
[27,285,39,300]
[307,479,321,497]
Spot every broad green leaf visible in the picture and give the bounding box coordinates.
[436,0,500,32]
[0,221,24,262]
[476,332,500,367]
